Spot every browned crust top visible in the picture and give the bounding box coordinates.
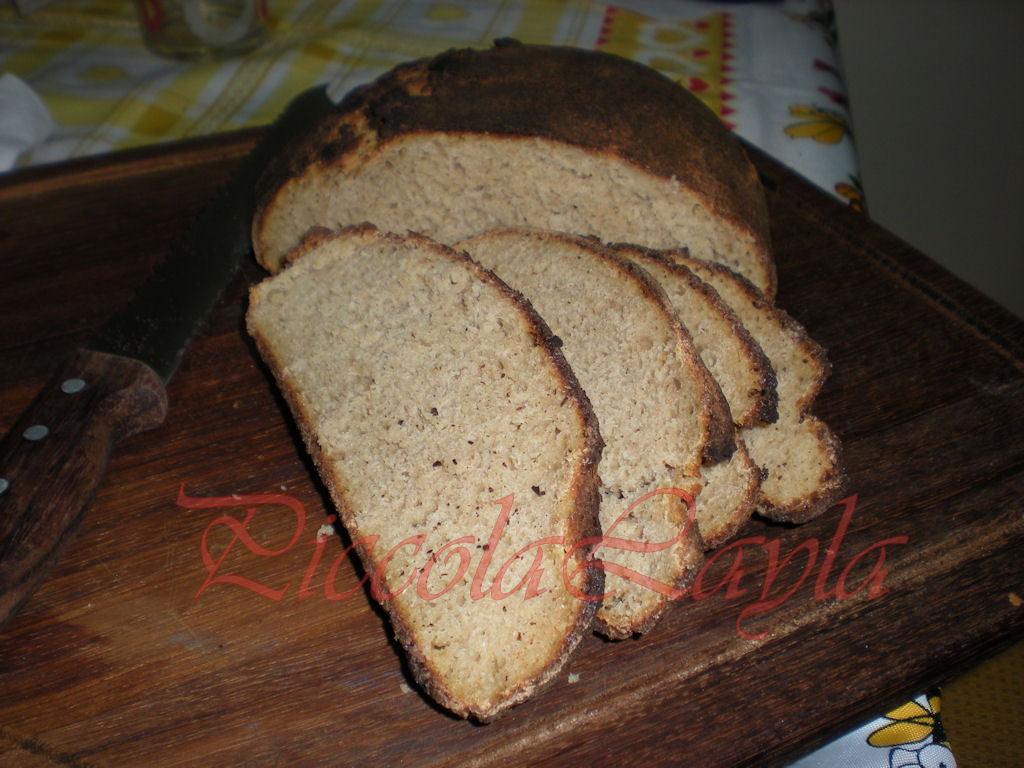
[255,40,771,274]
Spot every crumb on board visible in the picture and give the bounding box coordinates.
[567,672,580,684]
[316,524,335,540]
[399,683,412,694]
[1010,592,1022,608]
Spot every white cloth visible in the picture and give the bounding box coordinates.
[0,72,54,171]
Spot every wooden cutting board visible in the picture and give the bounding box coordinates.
[0,131,1021,767]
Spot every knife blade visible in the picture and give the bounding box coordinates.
[0,85,335,630]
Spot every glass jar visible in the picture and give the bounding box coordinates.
[135,0,268,60]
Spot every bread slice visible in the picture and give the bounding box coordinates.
[694,438,763,543]
[457,229,730,639]
[252,40,775,296]
[246,225,604,721]
[671,254,846,522]
[613,245,770,547]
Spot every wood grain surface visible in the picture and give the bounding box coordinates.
[0,132,1021,767]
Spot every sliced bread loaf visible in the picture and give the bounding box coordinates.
[672,254,846,523]
[246,225,604,720]
[253,40,775,296]
[457,229,729,638]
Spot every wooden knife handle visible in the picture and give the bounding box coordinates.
[0,349,168,630]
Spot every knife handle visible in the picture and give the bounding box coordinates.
[0,349,168,630]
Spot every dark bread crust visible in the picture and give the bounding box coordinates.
[253,40,774,295]
[246,224,605,721]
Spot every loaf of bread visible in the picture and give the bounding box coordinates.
[457,229,731,638]
[252,39,775,296]
[246,225,605,721]
[247,41,848,718]
[671,254,846,522]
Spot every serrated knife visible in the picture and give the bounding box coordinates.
[0,85,334,631]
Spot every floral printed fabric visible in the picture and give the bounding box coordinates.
[0,0,861,207]
[789,692,957,768]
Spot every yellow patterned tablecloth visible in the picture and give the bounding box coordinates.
[0,0,861,207]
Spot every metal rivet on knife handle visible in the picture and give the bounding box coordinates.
[61,378,87,394]
[22,425,50,442]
